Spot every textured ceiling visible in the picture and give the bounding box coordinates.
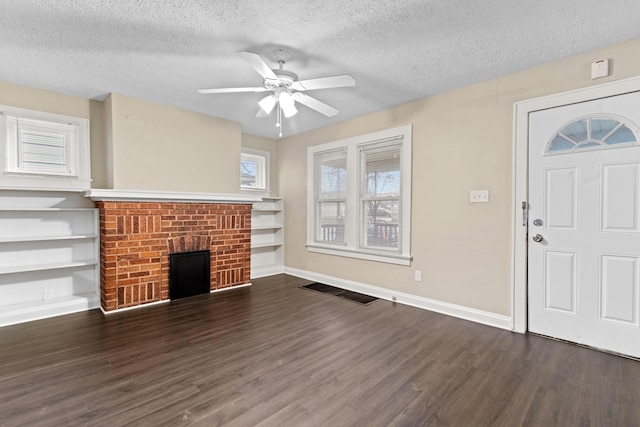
[1,1,640,139]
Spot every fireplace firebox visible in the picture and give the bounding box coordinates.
[169,250,211,300]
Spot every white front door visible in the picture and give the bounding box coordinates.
[528,90,640,358]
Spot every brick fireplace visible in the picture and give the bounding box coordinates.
[86,190,259,312]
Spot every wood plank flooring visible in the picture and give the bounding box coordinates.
[1,274,639,426]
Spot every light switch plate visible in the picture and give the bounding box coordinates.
[470,190,489,203]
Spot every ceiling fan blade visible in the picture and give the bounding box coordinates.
[238,51,279,81]
[291,74,355,91]
[293,93,339,117]
[198,87,268,94]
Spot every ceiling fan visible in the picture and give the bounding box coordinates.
[198,49,356,127]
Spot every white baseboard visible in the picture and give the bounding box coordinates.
[251,264,285,279]
[0,293,100,327]
[285,267,513,331]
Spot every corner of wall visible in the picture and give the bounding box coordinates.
[89,99,109,189]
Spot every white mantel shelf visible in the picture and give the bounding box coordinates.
[84,189,262,204]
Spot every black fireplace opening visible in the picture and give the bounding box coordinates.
[169,250,211,300]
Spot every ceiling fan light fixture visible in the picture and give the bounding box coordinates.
[258,94,277,114]
[279,92,297,118]
[282,103,297,118]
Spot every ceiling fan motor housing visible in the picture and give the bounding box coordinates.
[267,69,298,89]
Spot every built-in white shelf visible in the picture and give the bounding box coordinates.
[0,261,98,275]
[0,293,99,327]
[250,197,284,279]
[251,241,283,249]
[0,234,98,243]
[252,209,281,213]
[251,225,283,230]
[0,193,100,327]
[0,207,96,211]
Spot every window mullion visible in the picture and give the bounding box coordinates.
[344,143,358,248]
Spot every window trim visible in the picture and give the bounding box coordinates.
[0,104,90,190]
[306,125,412,266]
[240,148,270,194]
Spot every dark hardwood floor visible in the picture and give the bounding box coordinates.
[1,274,639,426]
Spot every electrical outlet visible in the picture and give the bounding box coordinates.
[414,270,422,282]
[470,190,490,203]
[43,289,53,300]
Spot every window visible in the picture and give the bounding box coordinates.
[307,125,412,265]
[4,115,77,176]
[241,148,269,192]
[315,148,347,244]
[359,139,402,251]
[546,115,638,155]
[0,105,90,190]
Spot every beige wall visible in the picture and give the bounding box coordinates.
[107,93,241,193]
[0,81,90,119]
[279,37,640,317]
[0,83,242,193]
[89,99,110,189]
[100,95,115,188]
[241,133,279,196]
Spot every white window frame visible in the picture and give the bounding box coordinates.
[306,125,412,266]
[241,148,270,194]
[0,104,90,190]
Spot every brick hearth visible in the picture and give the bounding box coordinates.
[95,201,252,311]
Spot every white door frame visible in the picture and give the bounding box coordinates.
[511,75,640,333]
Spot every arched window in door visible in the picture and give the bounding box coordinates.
[545,115,639,155]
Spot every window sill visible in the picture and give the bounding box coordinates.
[306,244,412,266]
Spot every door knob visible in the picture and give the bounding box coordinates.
[532,234,544,242]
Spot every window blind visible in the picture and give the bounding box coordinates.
[314,147,348,243]
[358,137,403,251]
[3,114,77,176]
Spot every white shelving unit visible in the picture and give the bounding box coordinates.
[0,202,100,327]
[251,197,284,278]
